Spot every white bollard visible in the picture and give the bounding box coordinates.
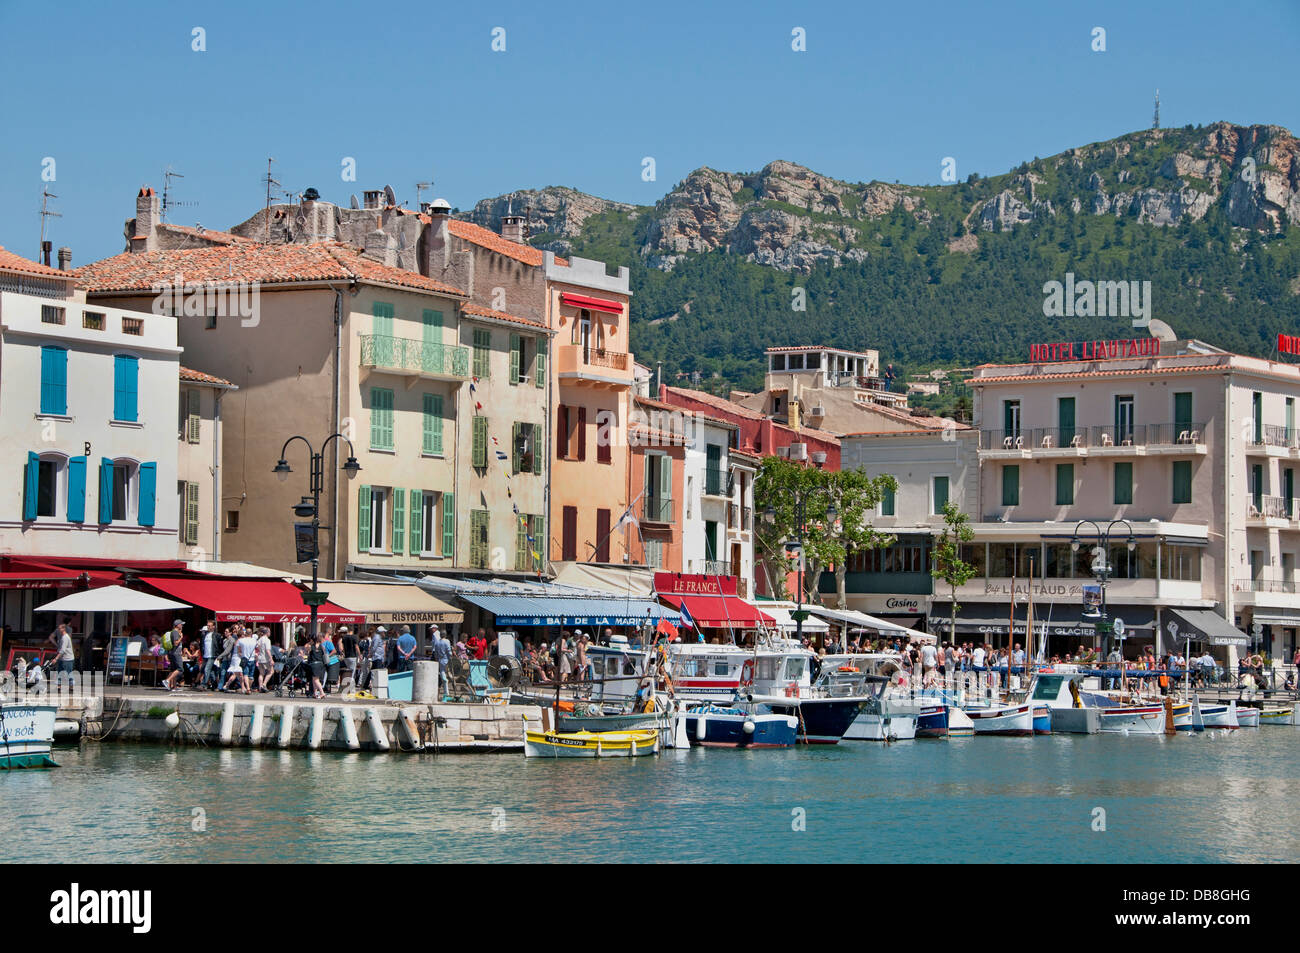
[308,704,325,750]
[248,704,265,747]
[337,706,360,750]
[412,661,438,703]
[278,705,296,748]
[366,707,390,751]
[219,700,236,746]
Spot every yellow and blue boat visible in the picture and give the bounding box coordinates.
[524,728,659,758]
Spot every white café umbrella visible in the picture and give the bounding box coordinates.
[34,585,190,614]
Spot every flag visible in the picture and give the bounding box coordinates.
[475,401,482,411]
[678,601,695,631]
[657,618,679,641]
[613,506,637,533]
[495,451,508,460]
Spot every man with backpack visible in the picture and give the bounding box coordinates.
[162,620,186,691]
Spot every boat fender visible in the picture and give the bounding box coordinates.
[743,720,755,734]
[695,715,707,742]
[164,711,180,730]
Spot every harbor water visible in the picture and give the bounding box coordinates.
[4,732,1298,863]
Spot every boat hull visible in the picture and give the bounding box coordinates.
[845,698,919,741]
[759,697,865,744]
[1235,706,1260,728]
[556,712,667,733]
[916,704,949,738]
[0,704,58,769]
[682,708,798,748]
[1097,705,1167,734]
[964,703,1034,736]
[1047,706,1101,734]
[1033,704,1051,735]
[524,729,659,758]
[1199,704,1240,729]
[1260,707,1297,726]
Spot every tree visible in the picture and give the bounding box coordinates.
[829,470,897,609]
[930,500,976,643]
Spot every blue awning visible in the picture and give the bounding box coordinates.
[461,594,679,628]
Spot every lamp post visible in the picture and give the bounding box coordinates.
[765,492,837,648]
[1070,519,1136,667]
[273,434,361,641]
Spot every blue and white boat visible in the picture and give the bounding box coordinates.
[681,703,798,748]
[750,692,866,744]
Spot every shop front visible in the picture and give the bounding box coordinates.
[928,601,1157,657]
[654,572,773,645]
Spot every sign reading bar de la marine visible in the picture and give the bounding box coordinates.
[1029,337,1161,363]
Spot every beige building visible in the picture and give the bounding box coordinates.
[176,367,236,561]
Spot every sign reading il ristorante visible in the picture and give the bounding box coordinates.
[1029,337,1161,363]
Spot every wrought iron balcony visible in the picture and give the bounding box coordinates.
[360,334,470,380]
[643,496,673,523]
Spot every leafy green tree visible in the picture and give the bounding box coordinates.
[930,500,976,642]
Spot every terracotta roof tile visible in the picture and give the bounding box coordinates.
[179,366,235,386]
[459,302,545,329]
[157,223,255,245]
[75,242,467,298]
[970,363,1221,384]
[0,245,80,282]
[446,219,567,267]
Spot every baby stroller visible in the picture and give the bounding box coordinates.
[275,650,312,697]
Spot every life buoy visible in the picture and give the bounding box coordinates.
[739,659,755,688]
[785,681,799,698]
[837,665,859,673]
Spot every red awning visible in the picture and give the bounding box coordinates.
[560,292,623,315]
[659,594,774,630]
[139,577,365,624]
[0,571,81,590]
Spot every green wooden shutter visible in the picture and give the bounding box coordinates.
[1002,465,1019,506]
[1054,465,1073,505]
[373,302,394,365]
[1172,461,1192,504]
[510,333,521,385]
[358,485,371,552]
[423,393,443,455]
[1174,392,1193,430]
[531,515,545,570]
[370,388,393,450]
[516,513,529,570]
[472,416,488,468]
[473,328,491,378]
[881,482,895,516]
[442,492,455,559]
[1057,397,1075,444]
[512,421,522,473]
[184,482,200,545]
[422,309,442,342]
[409,490,423,554]
[659,454,672,521]
[1114,462,1133,505]
[393,488,406,554]
[186,389,201,443]
[535,347,546,388]
[533,426,543,474]
[470,510,489,568]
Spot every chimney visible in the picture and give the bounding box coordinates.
[41,241,52,267]
[130,186,160,253]
[57,247,71,271]
[501,212,525,244]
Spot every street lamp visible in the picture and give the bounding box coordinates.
[764,495,837,648]
[273,434,361,642]
[1070,519,1136,668]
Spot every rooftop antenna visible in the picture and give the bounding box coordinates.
[39,187,61,258]
[263,157,280,242]
[160,166,197,222]
[1153,89,1160,130]
[416,181,433,208]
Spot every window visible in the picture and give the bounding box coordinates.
[182,389,201,443]
[1288,398,1297,445]
[1172,460,1193,504]
[1114,462,1133,505]
[1286,467,1296,518]
[1045,543,1074,578]
[513,422,539,474]
[1003,400,1021,438]
[931,475,949,515]
[35,457,60,518]
[1161,545,1201,581]
[1057,397,1076,444]
[113,355,139,422]
[370,387,394,450]
[226,510,240,532]
[705,445,724,495]
[413,490,442,556]
[472,415,489,468]
[82,311,105,331]
[644,538,663,569]
[40,345,68,415]
[1251,464,1264,511]
[99,459,146,524]
[989,543,1017,578]
[509,334,531,385]
[596,509,611,562]
[1173,392,1193,430]
[181,482,200,546]
[357,486,388,553]
[122,317,144,336]
[422,393,443,455]
[1252,392,1263,444]
[880,480,895,516]
[1114,395,1135,442]
[1001,465,1019,506]
[473,328,491,378]
[470,509,490,568]
[1055,464,1074,505]
[41,305,65,325]
[562,506,578,561]
[204,312,217,331]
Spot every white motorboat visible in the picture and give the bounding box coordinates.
[1198,701,1240,729]
[1,702,59,769]
[963,702,1035,736]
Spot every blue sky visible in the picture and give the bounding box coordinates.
[2,0,1297,264]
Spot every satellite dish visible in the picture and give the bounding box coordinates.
[1147,318,1177,342]
[383,184,397,207]
[349,194,360,210]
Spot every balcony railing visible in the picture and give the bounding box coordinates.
[704,466,727,496]
[1235,577,1299,594]
[1250,424,1299,450]
[703,558,731,576]
[643,496,673,523]
[360,334,469,379]
[1247,494,1293,519]
[979,422,1206,451]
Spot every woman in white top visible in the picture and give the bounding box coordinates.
[255,629,275,692]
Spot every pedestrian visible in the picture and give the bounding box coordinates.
[308,632,328,698]
[432,625,451,696]
[336,626,358,692]
[394,626,416,674]
[369,626,388,681]
[200,620,219,690]
[162,620,186,691]
[46,623,76,691]
[255,626,275,692]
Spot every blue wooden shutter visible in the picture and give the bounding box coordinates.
[98,458,114,524]
[442,492,455,559]
[23,452,39,520]
[67,456,87,522]
[40,346,67,415]
[114,355,139,422]
[137,462,157,526]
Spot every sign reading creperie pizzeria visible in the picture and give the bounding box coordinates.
[1029,337,1161,362]
[653,572,737,596]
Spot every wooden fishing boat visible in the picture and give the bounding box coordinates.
[1,703,59,769]
[681,704,798,748]
[1234,705,1260,728]
[963,702,1035,736]
[1198,701,1240,729]
[1260,706,1296,726]
[524,728,659,758]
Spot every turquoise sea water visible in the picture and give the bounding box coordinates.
[4,732,1298,863]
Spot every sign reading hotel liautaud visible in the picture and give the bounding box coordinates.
[1029,337,1161,363]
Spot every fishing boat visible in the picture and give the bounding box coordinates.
[1260,706,1297,726]
[815,653,920,741]
[1198,701,1240,729]
[0,702,59,769]
[668,640,812,703]
[1095,703,1167,734]
[750,692,866,744]
[845,693,920,740]
[963,702,1035,736]
[524,728,659,758]
[680,703,798,748]
[1234,705,1260,728]
[916,702,948,738]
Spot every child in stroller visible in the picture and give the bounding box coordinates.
[274,644,313,697]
